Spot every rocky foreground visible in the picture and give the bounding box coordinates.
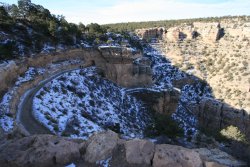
[0,130,245,167]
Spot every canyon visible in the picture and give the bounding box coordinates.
[0,18,250,166]
[136,18,250,141]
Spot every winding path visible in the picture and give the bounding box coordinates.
[17,67,89,135]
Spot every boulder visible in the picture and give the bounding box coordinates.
[84,130,119,163]
[125,139,154,165]
[196,148,246,167]
[0,135,81,167]
[0,131,246,167]
[153,144,203,167]
[204,161,227,167]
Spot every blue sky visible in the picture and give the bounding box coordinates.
[1,0,250,24]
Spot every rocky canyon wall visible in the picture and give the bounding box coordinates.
[135,22,225,43]
[194,98,250,140]
[95,47,153,88]
[0,47,153,99]
[0,49,93,97]
[135,27,165,41]
[130,89,180,116]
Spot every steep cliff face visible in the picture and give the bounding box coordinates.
[163,22,223,43]
[0,47,153,98]
[96,46,153,88]
[195,98,250,140]
[130,89,180,116]
[136,22,224,43]
[0,49,94,96]
[164,27,181,42]
[193,22,224,42]
[135,27,165,41]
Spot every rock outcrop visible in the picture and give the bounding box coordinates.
[0,134,81,167]
[220,21,250,39]
[164,27,181,42]
[153,144,203,167]
[135,27,165,41]
[130,89,180,116]
[125,139,154,165]
[194,98,250,140]
[136,22,224,43]
[0,130,245,167]
[163,24,198,42]
[84,130,119,163]
[0,128,238,167]
[0,47,153,100]
[96,46,153,87]
[193,22,224,42]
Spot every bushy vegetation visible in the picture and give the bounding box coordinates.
[145,113,184,138]
[105,15,250,32]
[0,0,108,60]
[220,125,247,143]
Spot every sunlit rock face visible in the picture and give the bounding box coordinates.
[96,46,153,88]
[135,27,165,41]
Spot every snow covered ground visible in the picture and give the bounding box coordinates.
[0,67,45,131]
[33,67,151,139]
[144,43,213,137]
[0,58,84,133]
[0,39,213,141]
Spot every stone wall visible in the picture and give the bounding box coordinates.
[0,130,244,167]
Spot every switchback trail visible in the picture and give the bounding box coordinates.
[17,67,89,135]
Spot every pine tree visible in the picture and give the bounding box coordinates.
[9,4,19,19]
[18,0,31,19]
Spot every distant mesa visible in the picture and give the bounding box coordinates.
[136,22,226,43]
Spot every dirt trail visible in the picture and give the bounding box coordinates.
[18,67,89,135]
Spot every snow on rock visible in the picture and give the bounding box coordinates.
[15,67,45,86]
[96,157,112,167]
[65,163,76,167]
[0,67,45,132]
[41,43,55,53]
[144,43,213,137]
[144,46,186,89]
[33,67,151,139]
[0,113,14,132]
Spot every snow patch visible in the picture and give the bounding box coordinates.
[33,67,151,139]
[0,67,45,132]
